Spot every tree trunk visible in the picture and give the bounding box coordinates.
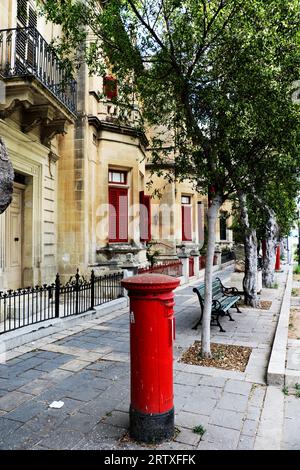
[0,137,14,214]
[263,210,278,287]
[238,192,259,307]
[201,194,222,358]
[243,230,259,306]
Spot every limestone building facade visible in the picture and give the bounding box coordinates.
[0,0,76,289]
[0,0,233,290]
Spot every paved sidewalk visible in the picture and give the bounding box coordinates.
[281,275,300,450]
[0,265,292,450]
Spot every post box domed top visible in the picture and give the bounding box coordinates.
[121,273,180,292]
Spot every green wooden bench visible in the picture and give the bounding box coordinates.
[192,277,241,332]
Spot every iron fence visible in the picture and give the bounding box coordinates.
[0,270,124,334]
[221,251,236,264]
[138,260,183,277]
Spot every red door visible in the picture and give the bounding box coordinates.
[189,257,194,277]
[109,187,128,242]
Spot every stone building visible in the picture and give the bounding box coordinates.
[0,0,76,289]
[0,0,233,290]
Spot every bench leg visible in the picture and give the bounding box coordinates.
[192,310,203,330]
[216,315,226,333]
[192,318,201,330]
[226,311,235,322]
[235,303,242,313]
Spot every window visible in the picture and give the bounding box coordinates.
[219,213,227,241]
[109,187,128,242]
[181,195,190,205]
[108,170,126,184]
[139,191,151,242]
[181,196,192,241]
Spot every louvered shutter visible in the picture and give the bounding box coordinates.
[27,8,37,68]
[16,29,27,61]
[182,205,192,241]
[17,0,28,26]
[139,191,147,241]
[109,188,118,241]
[198,202,204,245]
[144,195,151,241]
[140,192,151,241]
[28,7,37,27]
[118,189,128,242]
[219,215,227,240]
[109,187,128,242]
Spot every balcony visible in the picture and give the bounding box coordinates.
[0,27,77,119]
[88,92,148,147]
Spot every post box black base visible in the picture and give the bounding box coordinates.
[129,406,174,444]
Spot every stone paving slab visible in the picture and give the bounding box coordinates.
[254,386,284,450]
[0,265,292,450]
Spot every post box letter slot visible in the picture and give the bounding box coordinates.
[164,300,175,317]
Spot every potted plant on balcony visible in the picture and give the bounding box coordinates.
[103,75,118,100]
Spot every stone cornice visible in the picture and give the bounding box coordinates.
[88,115,149,149]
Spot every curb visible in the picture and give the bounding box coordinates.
[267,264,293,386]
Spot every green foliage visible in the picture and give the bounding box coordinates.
[146,243,160,267]
[39,0,300,206]
[295,383,300,391]
[193,425,206,437]
[39,0,300,352]
[294,265,300,275]
[282,386,289,396]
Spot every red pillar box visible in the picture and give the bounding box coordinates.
[275,245,281,271]
[121,273,180,443]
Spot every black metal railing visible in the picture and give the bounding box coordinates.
[221,250,236,264]
[0,270,124,334]
[0,27,77,113]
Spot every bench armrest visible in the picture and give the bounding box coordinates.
[212,298,222,311]
[223,286,239,295]
[215,277,238,296]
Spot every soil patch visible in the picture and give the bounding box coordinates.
[292,288,300,297]
[289,308,300,340]
[239,300,272,310]
[293,274,300,282]
[180,341,252,372]
[259,300,272,310]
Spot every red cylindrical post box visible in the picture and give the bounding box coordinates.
[121,273,180,443]
[275,245,281,271]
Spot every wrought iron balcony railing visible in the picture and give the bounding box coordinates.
[0,27,77,114]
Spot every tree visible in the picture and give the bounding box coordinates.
[0,137,14,214]
[40,0,300,356]
[257,175,299,287]
[237,172,299,304]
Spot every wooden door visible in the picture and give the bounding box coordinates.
[5,186,24,289]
